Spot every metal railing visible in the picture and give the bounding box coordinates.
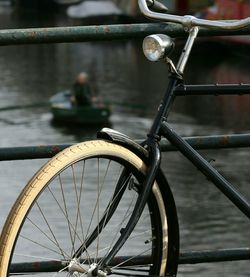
[1,21,250,272]
[0,133,250,161]
[1,22,250,46]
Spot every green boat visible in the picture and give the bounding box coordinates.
[50,91,111,125]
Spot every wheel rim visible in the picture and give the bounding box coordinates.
[6,155,167,276]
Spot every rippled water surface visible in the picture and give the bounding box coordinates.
[0,6,250,277]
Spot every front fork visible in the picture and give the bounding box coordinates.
[99,138,162,268]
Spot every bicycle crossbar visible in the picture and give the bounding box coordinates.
[0,133,249,161]
[9,248,250,273]
[175,84,250,96]
[0,23,250,46]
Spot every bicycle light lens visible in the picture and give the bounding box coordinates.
[143,34,174,62]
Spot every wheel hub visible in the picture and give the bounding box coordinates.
[68,259,107,277]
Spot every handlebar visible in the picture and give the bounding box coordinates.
[139,0,250,30]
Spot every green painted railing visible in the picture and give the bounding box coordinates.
[0,22,250,46]
[0,133,250,161]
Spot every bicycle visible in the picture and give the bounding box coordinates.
[1,0,250,276]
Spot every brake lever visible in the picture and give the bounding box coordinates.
[146,0,168,13]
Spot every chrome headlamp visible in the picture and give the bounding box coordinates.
[142,34,174,62]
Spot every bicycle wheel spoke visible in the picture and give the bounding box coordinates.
[130,229,152,241]
[19,235,63,257]
[35,201,66,259]
[58,174,77,255]
[74,161,92,263]
[84,159,112,250]
[46,184,90,259]
[71,164,80,257]
[26,217,70,259]
[114,267,149,272]
[111,272,151,277]
[13,253,63,262]
[96,158,101,264]
[111,248,152,270]
[78,161,88,253]
[52,264,70,277]
[48,185,80,239]
[95,158,112,263]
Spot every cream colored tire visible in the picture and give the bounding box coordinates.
[0,140,174,276]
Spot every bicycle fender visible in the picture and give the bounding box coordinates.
[97,128,148,160]
[97,128,169,178]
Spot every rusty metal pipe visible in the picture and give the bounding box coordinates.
[0,23,250,46]
[0,133,250,161]
[9,248,250,273]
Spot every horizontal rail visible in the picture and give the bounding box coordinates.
[0,23,250,46]
[179,248,250,264]
[10,255,148,273]
[9,248,250,273]
[0,133,250,161]
[160,133,250,151]
[0,144,70,161]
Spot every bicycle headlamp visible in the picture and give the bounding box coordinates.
[142,34,174,62]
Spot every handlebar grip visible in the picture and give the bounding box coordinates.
[146,0,168,13]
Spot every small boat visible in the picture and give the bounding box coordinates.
[50,91,111,125]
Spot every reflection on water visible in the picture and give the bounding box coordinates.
[0,10,250,277]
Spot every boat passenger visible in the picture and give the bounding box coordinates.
[71,72,92,106]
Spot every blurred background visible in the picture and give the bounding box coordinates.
[0,0,250,276]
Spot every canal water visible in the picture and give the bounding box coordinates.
[0,6,250,277]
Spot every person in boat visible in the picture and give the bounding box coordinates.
[71,72,93,106]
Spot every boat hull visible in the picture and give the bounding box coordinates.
[50,91,111,125]
[51,105,111,125]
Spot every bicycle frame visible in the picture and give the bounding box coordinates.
[160,122,250,217]
[148,27,250,220]
[159,30,250,219]
[98,26,250,270]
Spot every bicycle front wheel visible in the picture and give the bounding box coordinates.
[0,140,178,276]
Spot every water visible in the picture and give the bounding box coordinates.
[0,7,250,276]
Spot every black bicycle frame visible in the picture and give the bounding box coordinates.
[148,78,250,221]
[146,29,250,220]
[162,81,250,219]
[160,121,250,218]
[95,29,250,270]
